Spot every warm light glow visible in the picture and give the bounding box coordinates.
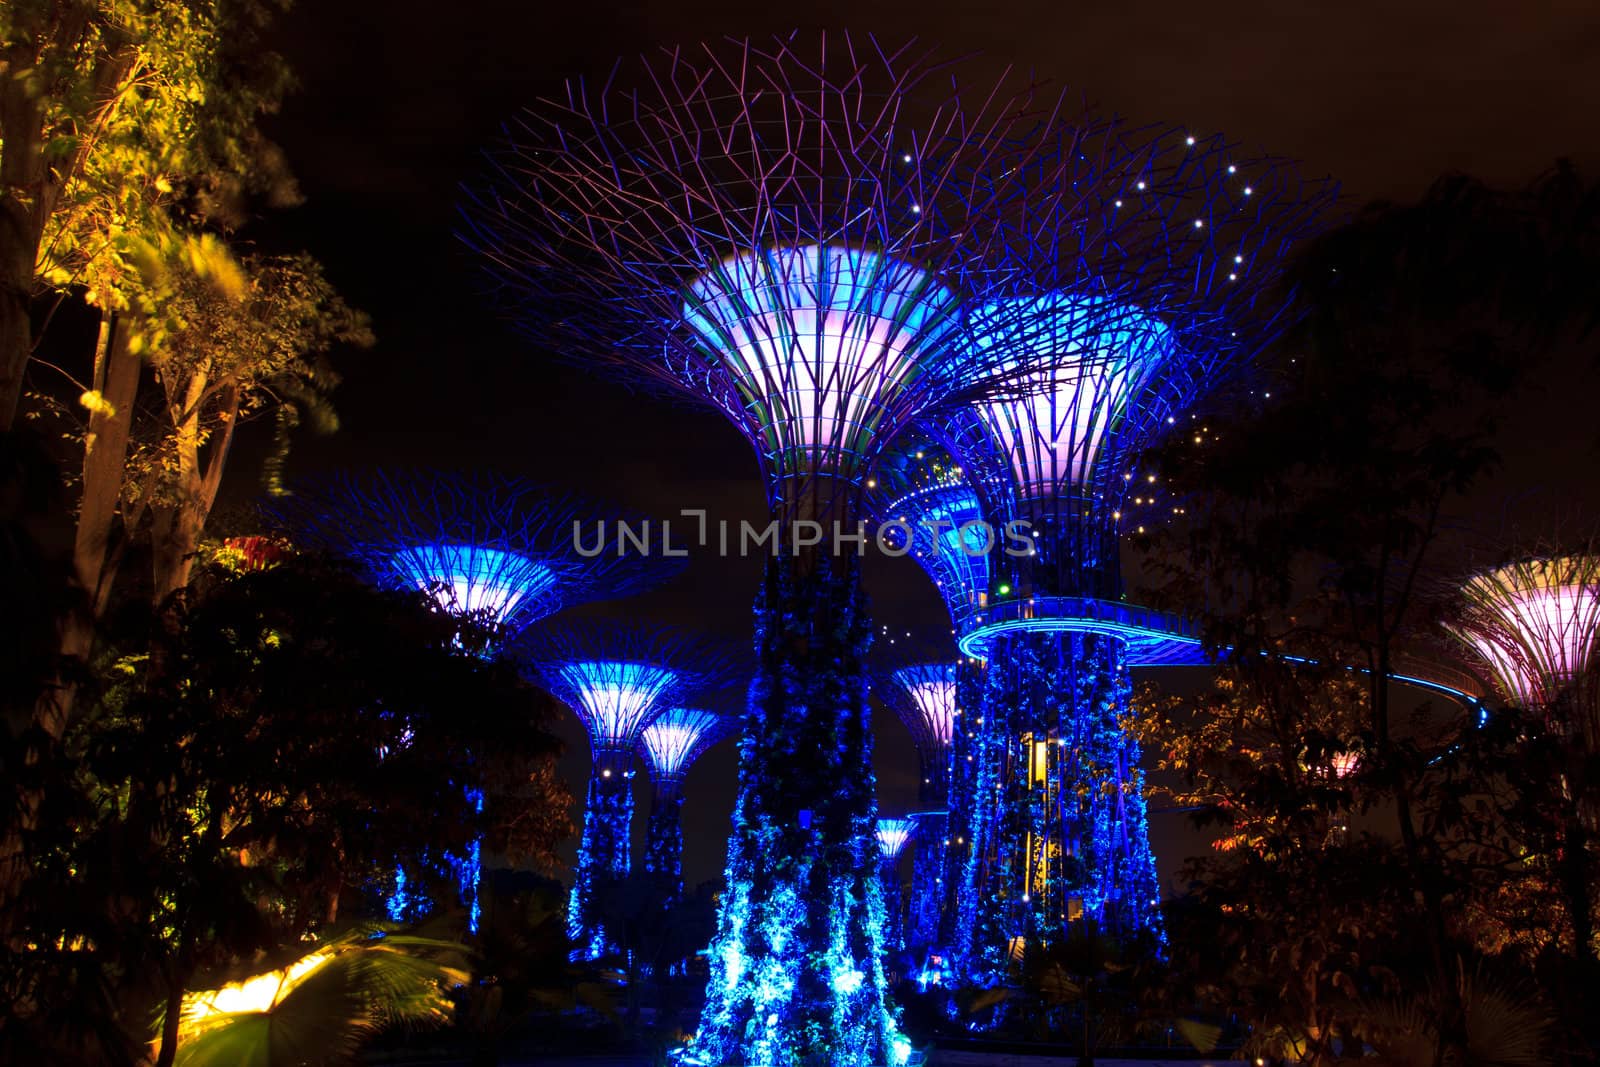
[640,707,723,782]
[391,543,555,626]
[181,949,334,1025]
[683,245,959,474]
[556,660,681,754]
[876,818,915,860]
[891,665,957,746]
[964,293,1172,499]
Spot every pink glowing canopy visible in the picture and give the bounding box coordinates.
[963,293,1172,501]
[682,245,961,479]
[1454,556,1600,708]
[890,664,957,750]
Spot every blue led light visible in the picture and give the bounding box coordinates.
[389,543,557,631]
[958,595,1208,665]
[553,660,682,757]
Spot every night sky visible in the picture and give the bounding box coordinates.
[239,1,1600,891]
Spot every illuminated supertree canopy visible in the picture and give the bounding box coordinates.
[268,468,675,645]
[521,622,737,961]
[1448,554,1600,711]
[932,120,1335,980]
[864,434,1004,634]
[464,33,1114,1066]
[877,818,916,862]
[639,707,734,907]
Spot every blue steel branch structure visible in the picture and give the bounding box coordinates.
[929,121,1337,983]
[639,707,735,908]
[274,469,670,645]
[521,622,737,962]
[270,469,675,930]
[463,33,1140,1067]
[874,663,960,955]
[875,818,917,957]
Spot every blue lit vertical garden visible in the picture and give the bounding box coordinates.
[466,33,1090,1066]
[933,122,1335,980]
[639,707,730,905]
[521,623,734,961]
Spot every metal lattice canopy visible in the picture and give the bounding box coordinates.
[638,706,734,787]
[934,116,1338,538]
[864,432,1009,632]
[875,818,917,861]
[1447,553,1600,710]
[874,662,959,760]
[464,32,1163,520]
[265,468,679,641]
[517,619,742,761]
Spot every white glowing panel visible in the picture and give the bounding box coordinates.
[876,818,915,860]
[965,294,1171,500]
[640,707,723,782]
[391,543,556,626]
[683,245,959,469]
[558,660,681,751]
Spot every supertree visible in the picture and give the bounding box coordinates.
[464,33,1119,1066]
[875,662,959,954]
[270,469,671,646]
[875,818,917,957]
[1447,554,1600,717]
[268,469,675,930]
[927,118,1335,979]
[639,706,734,908]
[520,621,736,961]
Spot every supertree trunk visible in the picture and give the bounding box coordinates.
[906,816,943,953]
[570,759,632,960]
[881,863,906,957]
[694,556,902,1067]
[644,781,686,906]
[949,650,1020,990]
[959,630,1163,975]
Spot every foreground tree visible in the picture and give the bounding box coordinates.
[1140,165,1600,1064]
[2,553,571,1066]
[0,0,295,429]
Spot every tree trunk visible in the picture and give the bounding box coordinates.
[150,370,237,603]
[0,28,47,432]
[74,312,141,615]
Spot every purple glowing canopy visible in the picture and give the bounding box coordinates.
[884,663,959,755]
[963,294,1174,501]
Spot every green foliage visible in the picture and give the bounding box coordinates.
[2,552,571,1064]
[173,927,471,1067]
